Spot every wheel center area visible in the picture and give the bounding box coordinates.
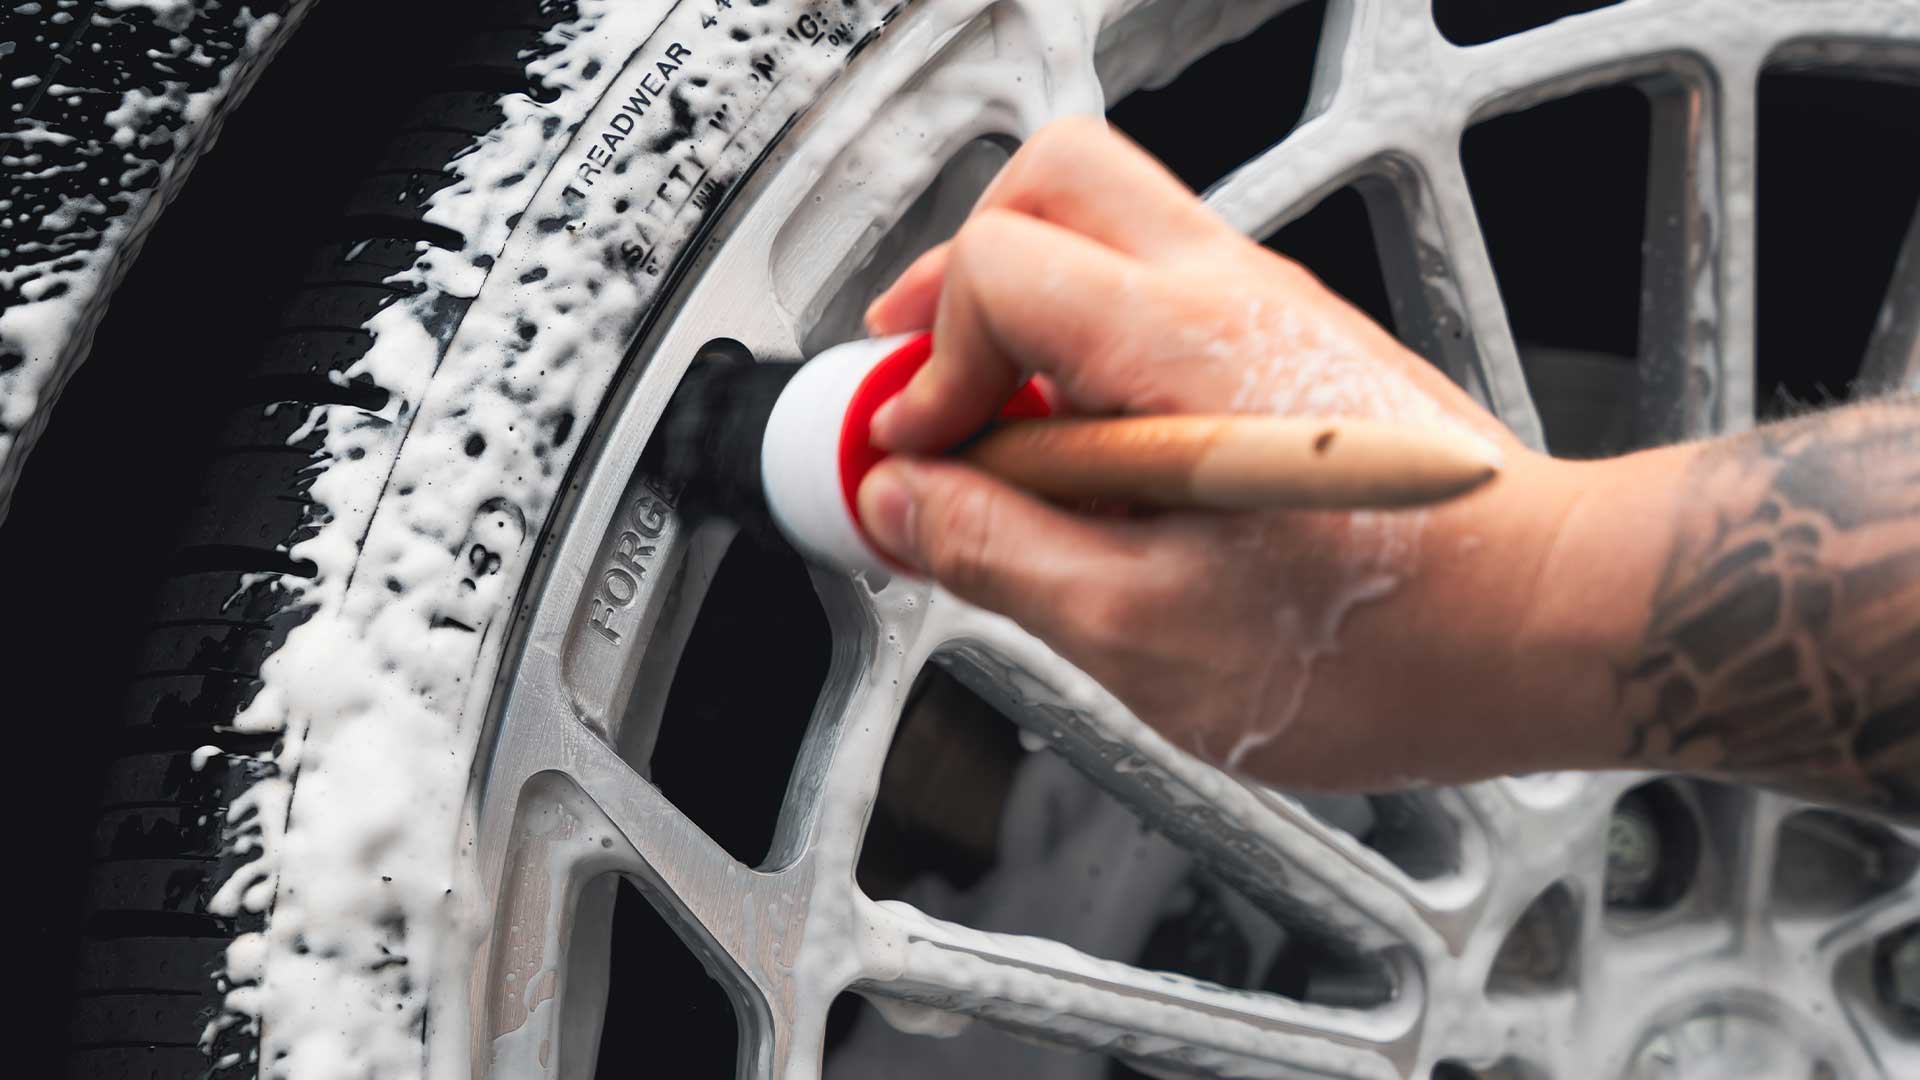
[1621,1001,1838,1080]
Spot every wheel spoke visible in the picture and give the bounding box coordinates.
[764,577,926,869]
[553,874,620,1080]
[502,711,852,1080]
[1859,211,1920,396]
[475,781,634,1080]
[480,690,785,976]
[1452,2,1704,115]
[932,605,1463,959]
[1373,149,1545,446]
[1772,871,1920,1078]
[1099,0,1322,115]
[1726,787,1792,938]
[855,897,1417,1078]
[1447,0,1913,120]
[1208,110,1381,237]
[552,717,800,968]
[1636,73,1730,444]
[1705,65,1761,431]
[1801,874,1920,965]
[1767,855,1920,1076]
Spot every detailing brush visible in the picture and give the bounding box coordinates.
[647,333,1501,578]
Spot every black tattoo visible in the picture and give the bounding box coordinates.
[1618,397,1920,821]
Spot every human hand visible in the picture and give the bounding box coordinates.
[855,117,1625,791]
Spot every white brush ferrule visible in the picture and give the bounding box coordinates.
[760,333,919,581]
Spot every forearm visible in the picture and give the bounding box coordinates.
[1237,397,1920,814]
[1551,396,1920,821]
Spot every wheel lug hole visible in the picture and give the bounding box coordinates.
[1603,781,1699,914]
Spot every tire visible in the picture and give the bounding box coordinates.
[0,0,310,518]
[42,1,897,1075]
[57,5,565,1075]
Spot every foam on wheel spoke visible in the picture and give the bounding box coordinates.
[1702,73,1761,432]
[931,610,1450,958]
[824,991,1117,1078]
[852,897,1415,1078]
[1381,150,1540,443]
[1637,70,1728,445]
[856,669,1387,1007]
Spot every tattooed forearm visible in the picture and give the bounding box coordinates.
[1617,396,1920,822]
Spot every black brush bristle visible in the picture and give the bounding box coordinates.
[644,356,800,541]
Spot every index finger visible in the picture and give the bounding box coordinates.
[869,210,1160,453]
[866,120,1228,340]
[971,116,1231,261]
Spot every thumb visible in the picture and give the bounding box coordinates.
[856,457,1133,631]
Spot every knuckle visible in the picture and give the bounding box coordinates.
[953,209,1019,262]
[1074,587,1150,649]
[944,214,1024,307]
[1066,592,1126,645]
[945,225,988,280]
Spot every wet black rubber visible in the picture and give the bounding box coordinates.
[0,0,302,379]
[13,3,577,1076]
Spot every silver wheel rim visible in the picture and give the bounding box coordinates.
[466,1,1920,1077]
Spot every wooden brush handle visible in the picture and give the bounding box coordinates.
[959,415,1500,510]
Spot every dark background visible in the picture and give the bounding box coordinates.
[5,0,1916,1071]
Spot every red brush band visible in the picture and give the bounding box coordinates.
[836,332,1051,555]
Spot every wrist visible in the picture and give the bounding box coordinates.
[1494,447,1686,774]
[1267,446,1660,788]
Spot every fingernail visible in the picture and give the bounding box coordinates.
[869,396,903,446]
[863,295,889,334]
[857,462,919,565]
